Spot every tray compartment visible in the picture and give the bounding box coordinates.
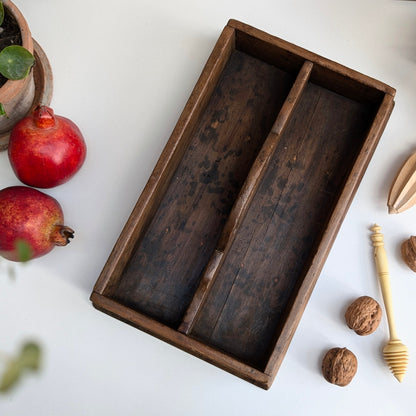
[91,19,395,389]
[233,21,389,104]
[110,48,297,327]
[189,80,379,369]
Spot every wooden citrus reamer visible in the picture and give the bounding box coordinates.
[388,152,416,214]
[370,225,408,382]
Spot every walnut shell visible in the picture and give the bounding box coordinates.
[322,347,357,386]
[344,296,382,335]
[401,236,416,272]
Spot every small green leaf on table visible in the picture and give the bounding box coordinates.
[0,360,21,392]
[0,342,42,393]
[20,342,41,370]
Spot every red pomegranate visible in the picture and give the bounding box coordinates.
[0,186,74,261]
[8,105,87,188]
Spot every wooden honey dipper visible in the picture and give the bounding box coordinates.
[370,225,409,382]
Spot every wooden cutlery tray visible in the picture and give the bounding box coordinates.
[91,19,395,389]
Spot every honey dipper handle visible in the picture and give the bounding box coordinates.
[370,225,398,340]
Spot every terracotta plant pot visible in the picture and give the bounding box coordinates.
[0,0,53,151]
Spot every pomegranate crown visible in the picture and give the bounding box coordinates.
[33,105,55,128]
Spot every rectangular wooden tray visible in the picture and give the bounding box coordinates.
[91,19,395,389]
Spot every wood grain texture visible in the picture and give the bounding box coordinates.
[178,60,313,334]
[189,81,377,369]
[111,50,294,327]
[371,225,409,382]
[90,20,395,389]
[91,292,272,389]
[264,91,395,379]
[388,152,416,214]
[228,19,395,100]
[92,25,236,296]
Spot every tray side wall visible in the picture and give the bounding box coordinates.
[90,292,272,389]
[229,19,396,101]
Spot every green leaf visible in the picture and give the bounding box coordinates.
[0,45,35,80]
[0,342,42,393]
[0,102,7,118]
[0,360,22,392]
[0,2,4,27]
[19,343,41,370]
[15,239,32,262]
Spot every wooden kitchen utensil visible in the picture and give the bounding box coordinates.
[370,225,409,382]
[388,152,416,214]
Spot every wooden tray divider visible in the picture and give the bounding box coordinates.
[178,60,314,334]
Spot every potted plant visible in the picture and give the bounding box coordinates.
[0,0,52,151]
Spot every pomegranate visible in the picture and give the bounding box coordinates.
[8,105,87,188]
[0,186,74,261]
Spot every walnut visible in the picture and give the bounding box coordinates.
[345,296,382,335]
[321,347,357,386]
[401,236,416,272]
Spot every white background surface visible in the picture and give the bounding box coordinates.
[0,0,415,414]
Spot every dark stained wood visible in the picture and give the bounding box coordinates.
[178,60,313,335]
[90,292,272,389]
[264,91,394,380]
[111,49,294,327]
[91,20,395,389]
[93,25,236,296]
[228,19,395,101]
[189,82,379,368]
